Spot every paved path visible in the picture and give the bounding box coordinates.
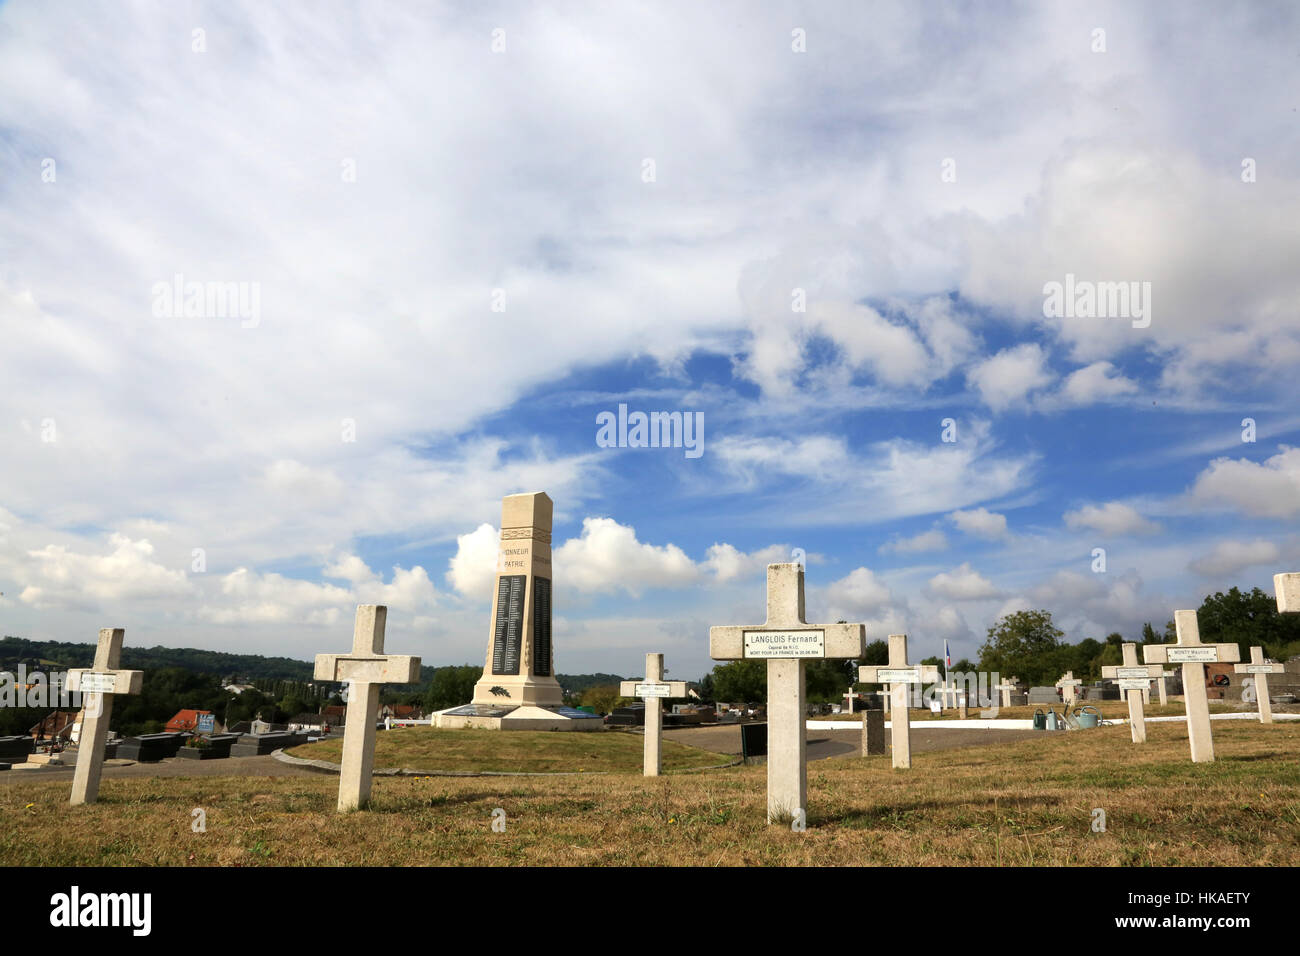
[664,724,1043,760]
[0,754,315,785]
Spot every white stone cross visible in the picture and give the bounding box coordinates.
[1101,643,1162,744]
[858,634,939,769]
[66,628,143,806]
[619,653,687,777]
[1157,669,1174,706]
[1143,610,1240,763]
[315,606,421,811]
[1235,646,1284,725]
[1055,671,1083,705]
[710,564,865,824]
[992,676,1018,708]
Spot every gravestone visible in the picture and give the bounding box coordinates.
[1102,643,1162,743]
[1143,610,1240,763]
[858,634,939,769]
[230,732,305,756]
[66,628,143,806]
[1055,672,1083,705]
[1235,646,1284,724]
[619,653,687,777]
[438,492,600,731]
[861,710,886,755]
[0,736,34,761]
[176,733,242,760]
[740,722,768,761]
[314,605,421,811]
[710,563,865,823]
[116,733,188,762]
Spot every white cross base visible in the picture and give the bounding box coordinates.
[619,653,687,777]
[314,605,421,811]
[710,564,865,823]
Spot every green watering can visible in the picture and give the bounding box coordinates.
[1074,705,1101,729]
[1033,708,1047,731]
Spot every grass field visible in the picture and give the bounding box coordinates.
[283,726,730,773]
[2,720,1297,866]
[811,700,1251,721]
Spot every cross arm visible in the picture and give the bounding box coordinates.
[67,668,143,695]
[1276,573,1300,613]
[1234,661,1284,674]
[619,680,689,697]
[314,654,421,684]
[709,623,865,660]
[858,664,939,684]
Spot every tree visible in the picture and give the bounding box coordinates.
[977,609,1066,686]
[695,672,715,704]
[577,684,625,715]
[424,665,479,712]
[806,659,854,703]
[711,660,766,702]
[861,640,889,666]
[1196,587,1300,659]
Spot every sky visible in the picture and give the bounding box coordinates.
[1,1,1298,682]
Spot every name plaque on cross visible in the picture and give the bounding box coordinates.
[1167,647,1217,663]
[877,667,923,683]
[77,673,118,694]
[635,683,672,697]
[1116,667,1152,679]
[1244,664,1277,674]
[1117,678,1151,690]
[743,629,826,659]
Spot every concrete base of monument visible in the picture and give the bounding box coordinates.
[433,704,604,731]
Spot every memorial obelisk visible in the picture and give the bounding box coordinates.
[436,492,601,731]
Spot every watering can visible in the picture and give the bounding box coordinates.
[1045,709,1060,731]
[1074,705,1100,729]
[1032,708,1047,731]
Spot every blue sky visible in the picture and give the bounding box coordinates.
[1,1,1298,682]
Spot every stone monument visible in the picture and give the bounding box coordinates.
[436,492,601,731]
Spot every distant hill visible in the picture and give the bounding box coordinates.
[0,636,624,694]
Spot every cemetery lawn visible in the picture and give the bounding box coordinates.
[283,726,730,774]
[812,701,1246,721]
[4,721,1300,865]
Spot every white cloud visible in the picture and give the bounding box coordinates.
[1190,446,1300,518]
[927,562,1001,601]
[553,518,698,596]
[702,543,790,583]
[17,535,192,611]
[446,524,500,600]
[1050,361,1140,407]
[879,529,949,554]
[1188,539,1281,578]
[966,344,1053,412]
[1063,502,1160,536]
[825,567,893,616]
[947,507,1008,540]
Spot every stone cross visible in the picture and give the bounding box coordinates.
[1235,646,1284,725]
[992,676,1017,708]
[1101,643,1162,744]
[619,653,686,777]
[315,606,421,811]
[66,628,143,806]
[1055,671,1083,705]
[1157,669,1173,706]
[710,564,865,824]
[858,634,939,769]
[1143,610,1240,763]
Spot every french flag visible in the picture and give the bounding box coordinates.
[944,640,953,669]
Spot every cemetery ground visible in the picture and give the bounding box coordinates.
[2,721,1298,866]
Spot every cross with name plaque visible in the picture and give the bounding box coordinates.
[1101,643,1162,744]
[1055,671,1083,705]
[1142,610,1240,763]
[858,633,938,769]
[315,605,421,811]
[66,628,143,806]
[619,653,687,777]
[710,563,865,824]
[992,676,1018,708]
[1235,646,1284,725]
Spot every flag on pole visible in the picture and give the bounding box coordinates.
[944,640,953,669]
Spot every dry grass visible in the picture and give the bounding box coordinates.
[284,726,727,774]
[3,721,1297,866]
[813,700,1247,721]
